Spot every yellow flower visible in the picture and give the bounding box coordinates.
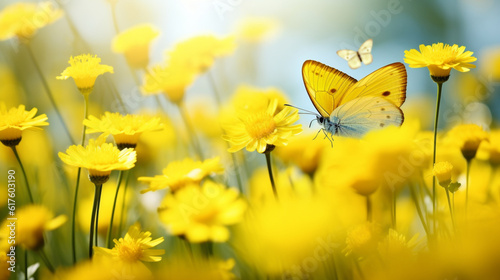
[138,157,224,193]
[433,161,453,187]
[478,130,500,166]
[58,135,136,184]
[167,34,236,74]
[274,131,329,174]
[377,229,418,260]
[142,63,197,104]
[94,222,165,263]
[223,99,302,153]
[0,1,62,42]
[0,205,66,250]
[57,54,114,95]
[448,124,489,161]
[0,103,48,147]
[158,181,247,243]
[404,43,476,79]
[236,17,279,43]
[344,222,382,257]
[155,257,236,280]
[112,24,160,69]
[84,112,164,150]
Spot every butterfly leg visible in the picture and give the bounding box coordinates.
[321,129,334,147]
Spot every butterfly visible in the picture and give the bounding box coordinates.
[293,60,406,140]
[337,39,373,69]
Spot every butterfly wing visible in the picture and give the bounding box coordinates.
[331,96,404,138]
[358,39,373,65]
[302,60,358,118]
[337,49,362,69]
[338,62,407,108]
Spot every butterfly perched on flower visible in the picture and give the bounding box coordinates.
[337,39,373,69]
[291,60,406,140]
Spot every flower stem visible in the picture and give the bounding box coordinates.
[26,43,75,144]
[208,71,222,107]
[106,170,125,248]
[89,184,102,258]
[445,188,455,231]
[432,81,443,233]
[38,249,55,273]
[24,249,28,280]
[264,152,278,199]
[94,184,103,247]
[72,94,89,263]
[366,195,372,222]
[409,183,430,236]
[465,159,471,216]
[10,146,34,204]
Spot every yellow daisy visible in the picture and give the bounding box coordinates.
[57,54,114,95]
[223,98,302,153]
[0,1,62,42]
[84,112,164,150]
[433,161,453,187]
[0,205,66,250]
[58,135,136,184]
[112,23,160,69]
[158,181,247,243]
[138,157,224,193]
[167,34,236,74]
[404,43,476,79]
[94,222,165,263]
[0,103,48,147]
[448,124,489,161]
[142,63,197,104]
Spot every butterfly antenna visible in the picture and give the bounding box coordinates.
[284,104,318,115]
[309,119,317,128]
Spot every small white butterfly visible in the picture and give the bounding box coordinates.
[337,39,373,69]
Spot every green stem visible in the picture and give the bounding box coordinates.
[178,102,204,160]
[89,184,102,258]
[38,249,55,273]
[73,95,89,263]
[432,81,443,233]
[94,184,103,247]
[264,152,278,199]
[367,195,372,222]
[465,159,471,216]
[26,43,75,144]
[445,188,455,231]
[11,146,34,204]
[106,171,125,248]
[409,183,430,236]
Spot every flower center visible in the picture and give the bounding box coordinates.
[116,239,143,262]
[244,111,276,139]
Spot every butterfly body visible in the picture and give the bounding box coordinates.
[301,60,407,139]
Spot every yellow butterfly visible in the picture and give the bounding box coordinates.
[299,60,407,139]
[337,39,373,69]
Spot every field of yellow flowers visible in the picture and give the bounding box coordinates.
[1,0,500,279]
